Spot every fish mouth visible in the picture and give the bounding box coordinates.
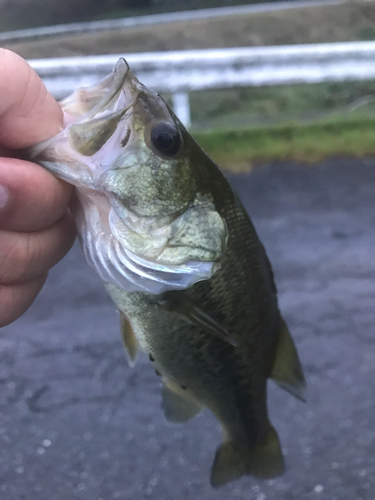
[60,58,133,124]
[27,58,140,189]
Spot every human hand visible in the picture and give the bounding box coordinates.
[0,49,76,326]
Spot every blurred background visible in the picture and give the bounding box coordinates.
[3,0,375,171]
[2,1,375,499]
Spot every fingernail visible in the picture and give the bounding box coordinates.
[0,185,9,209]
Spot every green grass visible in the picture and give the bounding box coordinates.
[193,115,375,172]
[188,81,375,129]
[186,82,375,171]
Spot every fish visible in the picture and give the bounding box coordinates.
[26,59,305,487]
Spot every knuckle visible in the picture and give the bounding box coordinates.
[0,233,42,284]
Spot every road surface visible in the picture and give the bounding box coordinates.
[1,159,375,499]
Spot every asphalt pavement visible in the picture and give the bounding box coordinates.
[1,159,375,500]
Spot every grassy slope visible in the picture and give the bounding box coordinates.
[0,0,252,31]
[194,115,375,171]
[5,2,375,58]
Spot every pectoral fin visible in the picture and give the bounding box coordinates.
[119,311,138,366]
[271,318,306,402]
[210,426,285,487]
[160,292,238,347]
[161,384,202,423]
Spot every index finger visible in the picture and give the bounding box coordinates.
[0,49,63,148]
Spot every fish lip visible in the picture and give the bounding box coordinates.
[61,58,131,123]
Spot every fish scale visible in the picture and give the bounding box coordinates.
[105,166,289,483]
[26,58,306,488]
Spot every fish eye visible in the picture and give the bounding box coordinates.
[150,122,181,157]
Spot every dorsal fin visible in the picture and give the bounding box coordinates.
[119,311,138,366]
[270,318,306,402]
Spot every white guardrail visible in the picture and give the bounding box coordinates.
[29,42,375,127]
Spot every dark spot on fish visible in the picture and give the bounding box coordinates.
[149,354,154,362]
[121,128,131,147]
[155,369,161,376]
[180,384,187,390]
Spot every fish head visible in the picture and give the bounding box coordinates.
[27,59,227,294]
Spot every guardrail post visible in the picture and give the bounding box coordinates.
[172,91,191,128]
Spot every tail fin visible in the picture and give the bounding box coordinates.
[210,426,284,488]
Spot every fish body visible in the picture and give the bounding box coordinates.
[27,59,305,487]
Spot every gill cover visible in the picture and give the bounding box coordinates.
[27,59,227,294]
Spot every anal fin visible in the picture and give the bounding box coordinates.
[271,317,306,401]
[161,383,202,423]
[210,426,285,488]
[119,311,138,366]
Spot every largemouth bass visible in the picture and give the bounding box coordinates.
[27,59,305,487]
